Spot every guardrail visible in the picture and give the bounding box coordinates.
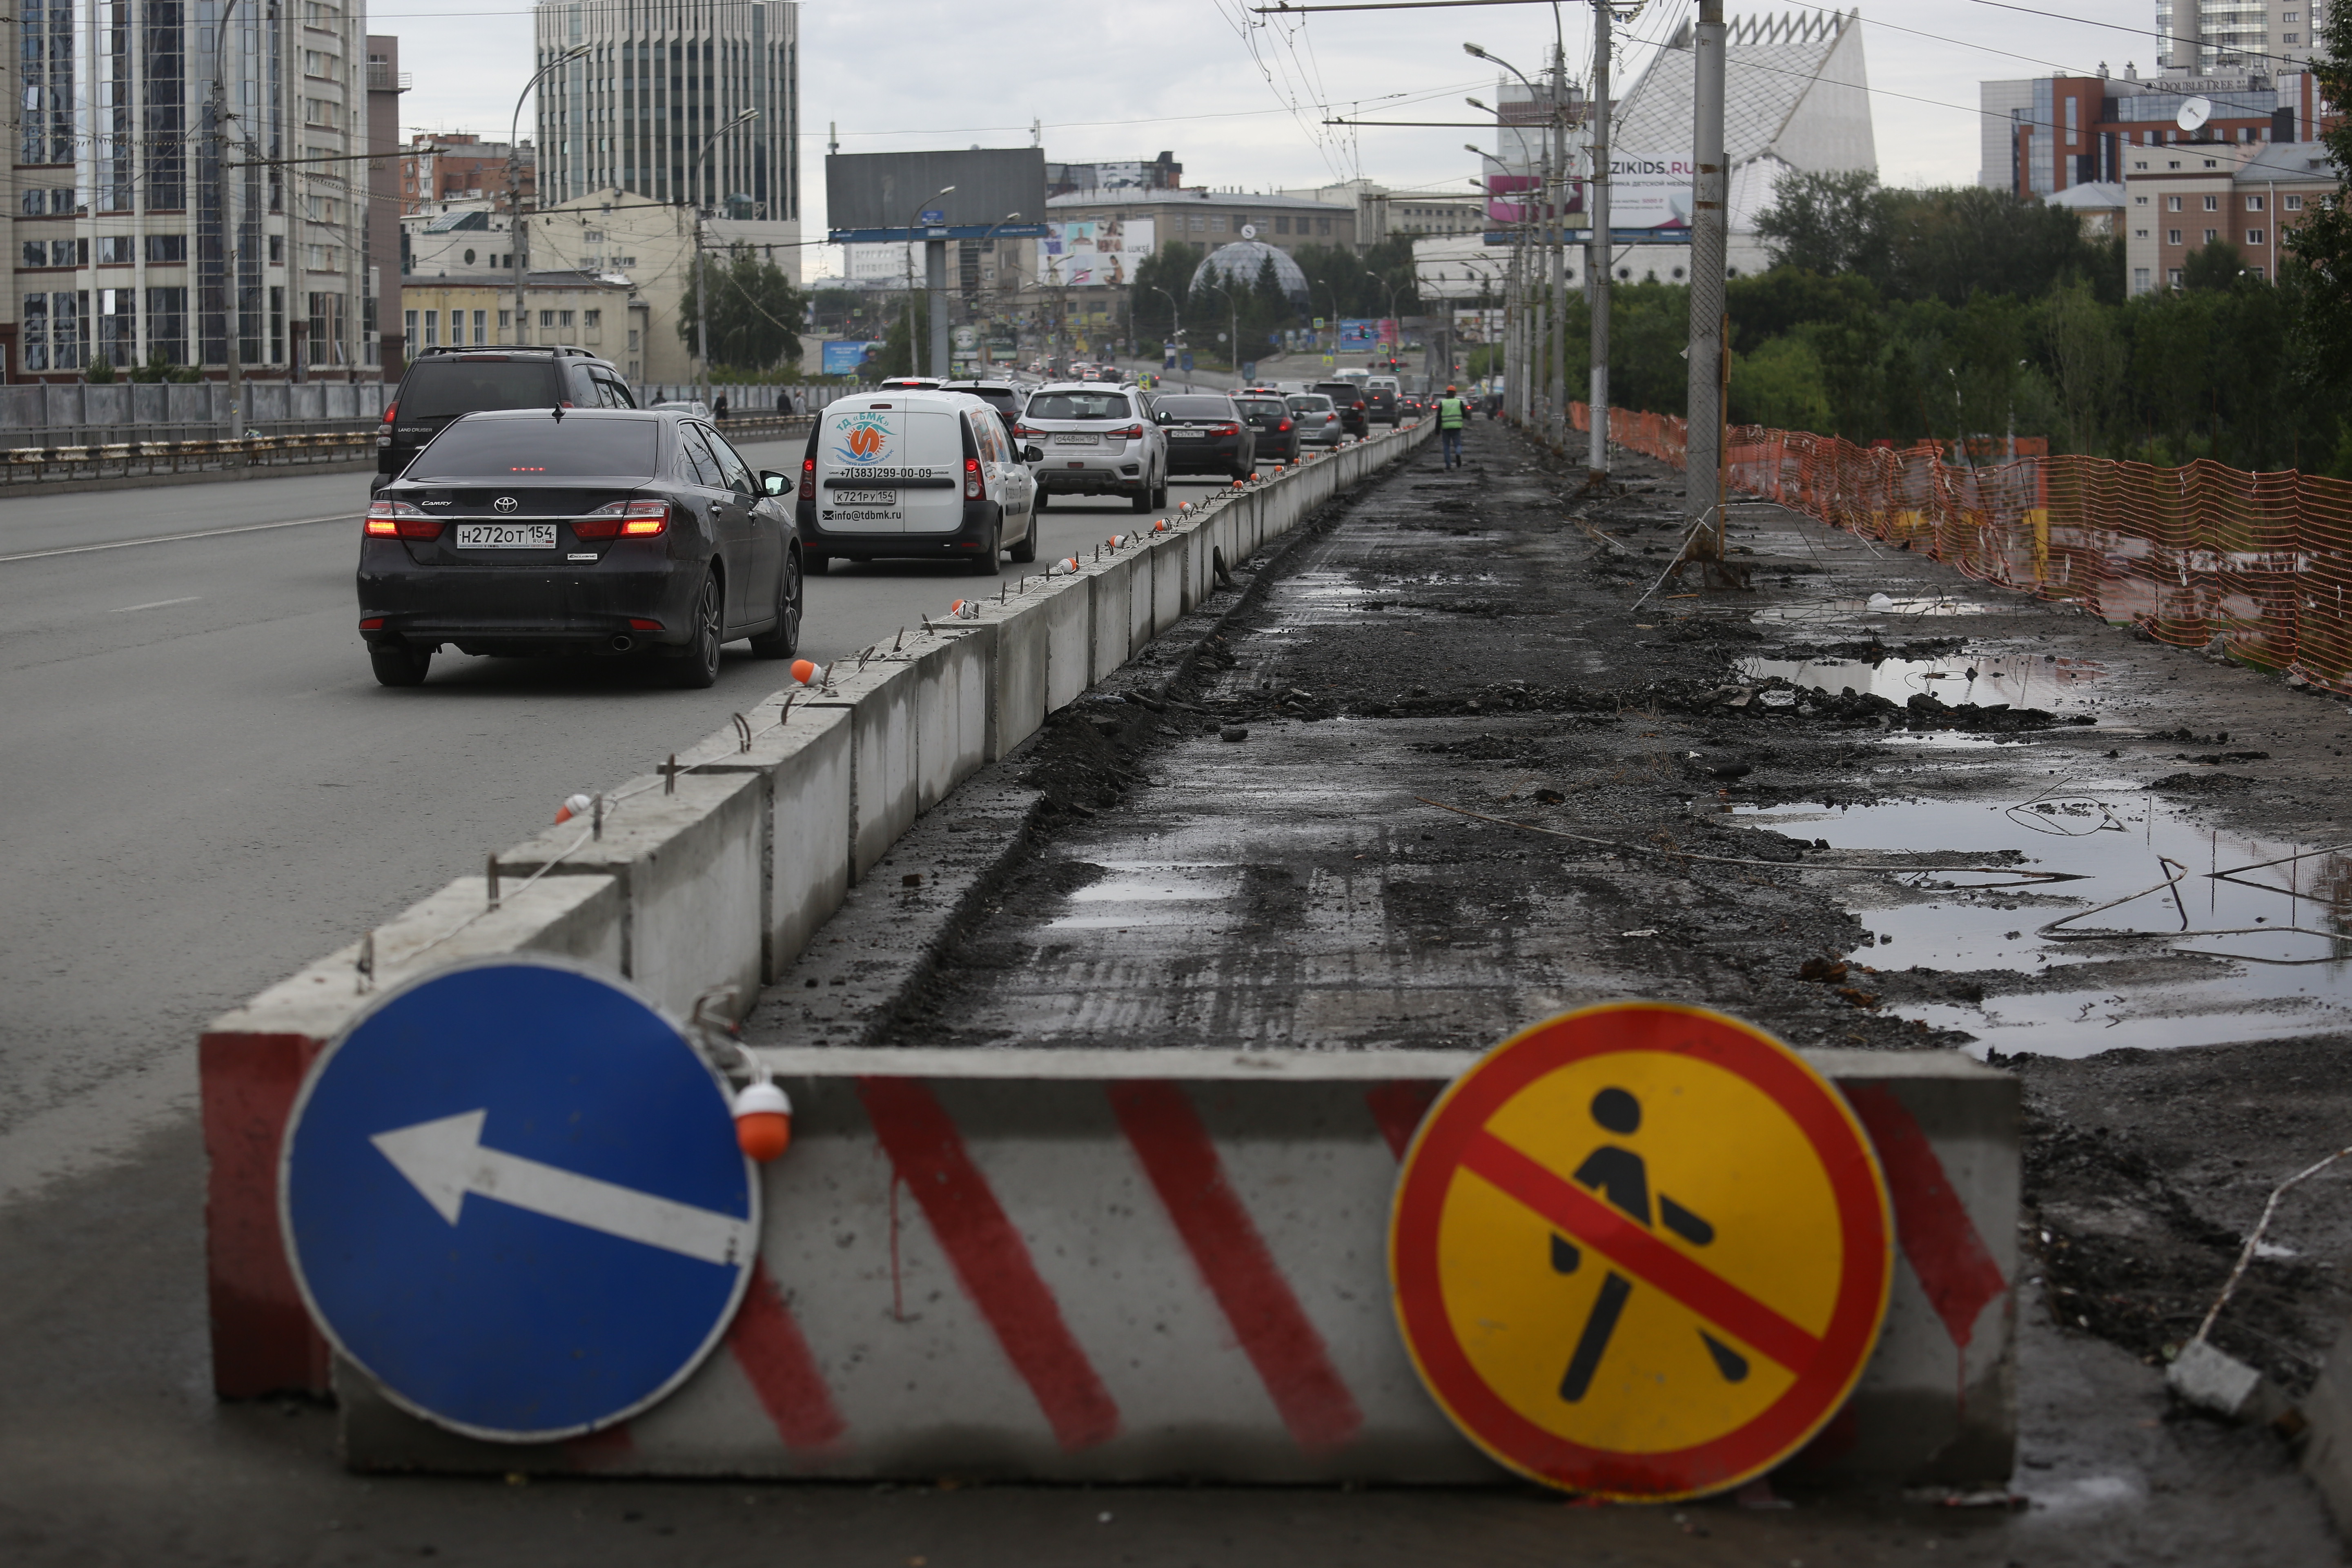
[1,430,379,485]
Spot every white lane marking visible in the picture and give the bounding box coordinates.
[371,1109,751,1267]
[111,595,200,613]
[0,511,356,564]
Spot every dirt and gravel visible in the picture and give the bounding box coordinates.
[824,412,2352,1557]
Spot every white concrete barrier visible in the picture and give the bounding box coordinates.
[499,771,765,1019]
[333,1042,2018,1488]
[201,419,1441,1407]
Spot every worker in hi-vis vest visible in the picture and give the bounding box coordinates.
[1437,385,1469,470]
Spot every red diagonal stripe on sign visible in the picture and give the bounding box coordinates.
[855,1076,1121,1452]
[1108,1080,1365,1453]
[727,1257,849,1452]
[1842,1084,2008,1350]
[1365,1080,1442,1160]
[1461,1128,1824,1376]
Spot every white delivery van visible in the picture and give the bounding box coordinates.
[793,390,1037,575]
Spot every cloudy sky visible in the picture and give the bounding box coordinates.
[390,0,2172,263]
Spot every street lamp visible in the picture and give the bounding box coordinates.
[209,0,245,450]
[1192,276,1239,385]
[1148,284,1182,367]
[900,183,955,377]
[963,212,1022,372]
[510,43,592,358]
[1466,40,1565,439]
[689,107,759,408]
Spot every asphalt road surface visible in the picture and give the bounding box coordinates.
[0,444,1230,1203]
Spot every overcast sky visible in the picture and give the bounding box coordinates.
[390,0,2169,266]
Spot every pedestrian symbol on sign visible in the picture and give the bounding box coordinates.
[1551,1087,1743,1402]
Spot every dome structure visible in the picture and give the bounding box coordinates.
[1189,240,1312,305]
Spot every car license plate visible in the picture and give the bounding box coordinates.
[830,488,893,504]
[454,523,556,549]
[1054,433,1099,445]
[1173,428,1205,439]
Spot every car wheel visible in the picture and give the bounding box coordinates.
[368,644,430,687]
[1151,475,1168,508]
[665,570,724,688]
[1129,481,1152,513]
[747,547,802,659]
[1007,508,1038,563]
[966,514,1001,576]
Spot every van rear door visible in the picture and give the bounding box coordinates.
[895,410,962,535]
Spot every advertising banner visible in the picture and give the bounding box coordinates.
[821,340,880,376]
[1336,318,1397,352]
[1608,153,1696,231]
[1041,218,1156,287]
[1482,172,1584,225]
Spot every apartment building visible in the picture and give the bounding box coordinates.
[2123,138,2343,291]
[400,133,534,209]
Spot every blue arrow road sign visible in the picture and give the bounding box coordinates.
[279,957,757,1442]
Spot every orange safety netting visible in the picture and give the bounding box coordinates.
[1570,402,2352,697]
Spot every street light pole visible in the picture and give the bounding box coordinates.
[1684,0,1728,562]
[510,43,589,354]
[1587,0,1614,487]
[1467,42,1558,444]
[211,0,242,453]
[690,107,759,407]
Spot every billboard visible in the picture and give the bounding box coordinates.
[1483,172,1583,225]
[826,149,1047,235]
[1040,218,1156,287]
[1336,318,1396,352]
[1608,153,1695,231]
[821,340,881,376]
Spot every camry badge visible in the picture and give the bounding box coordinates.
[494,496,519,514]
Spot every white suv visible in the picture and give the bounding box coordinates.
[1015,383,1169,513]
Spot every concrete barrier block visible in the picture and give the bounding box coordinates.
[980,591,1050,760]
[1127,539,1156,650]
[339,1045,2017,1486]
[798,660,920,880]
[199,873,622,1399]
[2302,1316,2352,1536]
[499,771,763,1017]
[904,630,990,812]
[686,701,854,981]
[1089,554,1136,676]
[1039,575,1094,712]
[1149,532,1184,635]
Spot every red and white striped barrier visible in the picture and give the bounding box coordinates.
[337,1046,2017,1487]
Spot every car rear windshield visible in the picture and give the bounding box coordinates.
[1024,392,1131,421]
[1314,384,1361,399]
[400,359,565,420]
[956,388,1019,413]
[1154,396,1232,419]
[1287,395,1334,411]
[1235,399,1287,418]
[409,414,659,478]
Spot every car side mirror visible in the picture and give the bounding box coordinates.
[761,470,788,496]
[1023,445,1044,463]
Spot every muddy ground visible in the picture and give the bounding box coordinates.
[816,412,2352,1557]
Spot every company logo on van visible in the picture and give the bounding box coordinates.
[830,411,894,467]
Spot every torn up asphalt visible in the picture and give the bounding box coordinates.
[749,414,2352,1562]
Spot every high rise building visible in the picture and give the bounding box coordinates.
[531,0,800,230]
[2159,0,2326,73]
[5,0,384,381]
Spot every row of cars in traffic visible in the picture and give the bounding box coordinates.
[355,345,1414,689]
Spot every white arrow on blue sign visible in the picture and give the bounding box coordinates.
[279,957,757,1443]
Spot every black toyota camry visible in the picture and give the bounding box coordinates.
[357,407,802,689]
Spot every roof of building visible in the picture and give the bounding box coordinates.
[2230,140,2345,183]
[1616,8,1875,186]
[398,269,638,292]
[2047,181,2128,209]
[1047,188,1353,213]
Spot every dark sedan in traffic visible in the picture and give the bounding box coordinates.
[1153,393,1258,480]
[357,407,802,689]
[1232,391,1302,465]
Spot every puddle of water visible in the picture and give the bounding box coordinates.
[1049,861,1241,930]
[1753,594,1989,624]
[1735,795,2352,1057]
[1735,653,2111,712]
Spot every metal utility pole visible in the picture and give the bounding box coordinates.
[211,0,242,455]
[1682,0,1728,561]
[1548,40,1568,454]
[511,44,588,352]
[691,108,758,407]
[1587,0,1613,486]
[898,184,953,376]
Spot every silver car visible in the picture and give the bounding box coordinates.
[1286,392,1345,448]
[1016,383,1168,512]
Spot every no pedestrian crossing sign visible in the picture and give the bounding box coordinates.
[1389,1002,1892,1499]
[279,957,757,1443]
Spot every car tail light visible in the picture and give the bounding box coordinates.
[364,498,442,539]
[964,457,983,500]
[358,617,385,630]
[1276,419,1292,432]
[799,455,815,502]
[575,499,671,539]
[1110,423,1143,439]
[378,402,395,424]
[1353,401,1366,410]
[1212,422,1240,437]
[1013,423,1037,440]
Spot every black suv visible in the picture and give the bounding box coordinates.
[375,346,637,494]
[1311,380,1369,437]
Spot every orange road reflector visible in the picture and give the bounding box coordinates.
[732,1080,793,1162]
[552,792,594,826]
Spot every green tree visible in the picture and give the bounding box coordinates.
[1754,169,1893,278]
[676,243,808,370]
[2181,236,2250,291]
[2286,0,2352,385]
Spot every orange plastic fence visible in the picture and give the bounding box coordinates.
[1570,401,2352,695]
